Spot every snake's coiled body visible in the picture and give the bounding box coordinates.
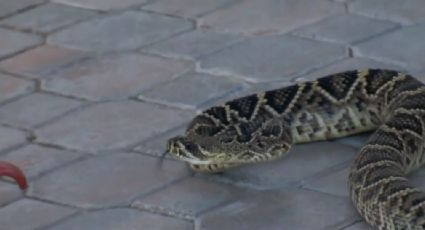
[166,69,425,229]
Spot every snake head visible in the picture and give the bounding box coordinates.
[166,136,220,165]
[166,118,293,168]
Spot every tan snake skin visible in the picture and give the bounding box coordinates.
[166,69,425,229]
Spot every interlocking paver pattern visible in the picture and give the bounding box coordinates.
[0,73,34,103]
[142,0,233,19]
[29,153,189,208]
[142,29,241,60]
[354,24,425,69]
[0,199,76,230]
[200,35,346,82]
[0,0,45,18]
[35,101,194,152]
[198,0,344,35]
[53,0,149,11]
[139,72,245,109]
[0,3,97,33]
[49,209,193,230]
[0,28,42,59]
[0,45,87,79]
[0,92,83,128]
[292,14,397,44]
[48,11,193,51]
[1,0,425,229]
[349,0,425,25]
[42,53,193,100]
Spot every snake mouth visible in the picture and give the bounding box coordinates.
[174,155,212,165]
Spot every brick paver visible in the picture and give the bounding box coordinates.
[0,73,34,103]
[35,101,194,152]
[142,0,233,19]
[0,92,83,128]
[0,0,44,18]
[142,29,241,60]
[349,0,425,25]
[48,11,193,51]
[139,72,245,109]
[0,3,97,33]
[0,126,27,152]
[0,181,22,206]
[132,177,240,219]
[0,28,42,59]
[0,144,84,179]
[200,35,346,82]
[354,24,425,69]
[198,189,357,230]
[42,53,193,100]
[1,0,425,229]
[292,14,397,44]
[0,45,87,79]
[53,0,149,11]
[199,0,343,35]
[49,209,193,230]
[29,153,189,208]
[0,199,76,230]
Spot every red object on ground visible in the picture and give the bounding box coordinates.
[0,161,28,190]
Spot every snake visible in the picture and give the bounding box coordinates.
[165,69,425,229]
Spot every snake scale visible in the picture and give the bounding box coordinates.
[166,69,425,229]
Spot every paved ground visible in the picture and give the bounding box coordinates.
[1,0,425,229]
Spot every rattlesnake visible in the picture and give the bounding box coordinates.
[166,69,425,229]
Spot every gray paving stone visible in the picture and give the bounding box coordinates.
[215,141,356,188]
[295,57,405,82]
[0,45,87,79]
[0,3,97,33]
[354,25,425,69]
[0,144,84,179]
[350,0,425,25]
[0,126,27,152]
[142,0,233,18]
[200,35,346,82]
[143,29,242,60]
[335,132,371,149]
[0,0,45,18]
[0,199,76,230]
[134,125,186,157]
[47,209,192,230]
[293,14,397,44]
[53,0,149,11]
[199,0,343,35]
[48,11,193,51]
[213,142,357,189]
[344,222,372,230]
[42,53,193,100]
[0,92,83,128]
[0,73,34,103]
[0,28,42,59]
[0,182,22,206]
[139,72,245,109]
[198,189,357,230]
[35,101,193,153]
[133,177,239,218]
[304,167,350,197]
[29,153,189,208]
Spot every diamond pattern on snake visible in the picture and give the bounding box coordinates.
[166,69,425,230]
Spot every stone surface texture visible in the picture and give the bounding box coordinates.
[0,28,42,58]
[47,11,193,51]
[0,3,97,33]
[0,0,424,229]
